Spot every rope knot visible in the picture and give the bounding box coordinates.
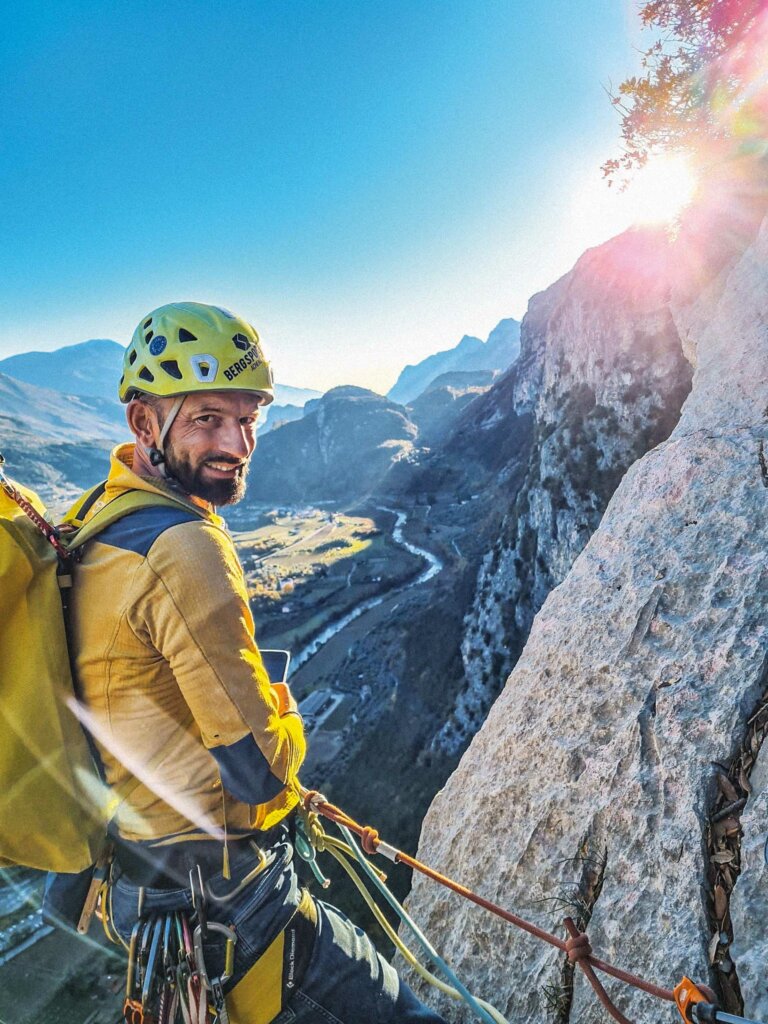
[565,931,592,965]
[360,826,380,856]
[303,789,327,813]
[305,811,327,852]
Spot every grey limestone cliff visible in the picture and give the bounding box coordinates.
[435,229,693,756]
[406,200,768,1021]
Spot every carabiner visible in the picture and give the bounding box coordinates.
[141,916,164,1007]
[125,917,144,999]
[193,921,238,989]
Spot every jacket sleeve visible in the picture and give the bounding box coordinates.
[139,520,305,806]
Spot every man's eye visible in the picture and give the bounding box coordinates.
[196,415,214,424]
[240,416,258,426]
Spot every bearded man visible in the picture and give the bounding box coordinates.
[67,302,446,1023]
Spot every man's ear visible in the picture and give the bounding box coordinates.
[126,400,160,447]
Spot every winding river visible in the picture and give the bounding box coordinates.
[292,507,444,670]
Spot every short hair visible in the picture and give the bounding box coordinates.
[132,392,167,429]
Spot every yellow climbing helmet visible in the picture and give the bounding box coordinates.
[119,302,274,405]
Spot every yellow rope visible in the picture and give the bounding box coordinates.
[308,815,509,1024]
[102,880,130,952]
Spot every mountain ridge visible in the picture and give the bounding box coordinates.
[0,339,321,409]
[387,318,521,406]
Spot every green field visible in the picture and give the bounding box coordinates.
[234,506,422,674]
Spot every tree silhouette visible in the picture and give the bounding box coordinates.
[604,0,766,183]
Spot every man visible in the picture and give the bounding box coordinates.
[69,302,446,1022]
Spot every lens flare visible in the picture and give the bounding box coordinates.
[624,154,699,225]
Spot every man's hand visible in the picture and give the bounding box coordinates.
[272,682,300,717]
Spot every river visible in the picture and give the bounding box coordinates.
[292,507,443,670]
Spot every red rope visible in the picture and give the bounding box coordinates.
[564,916,632,1024]
[302,789,677,1015]
[1,475,68,558]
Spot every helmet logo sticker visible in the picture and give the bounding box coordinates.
[232,333,250,351]
[149,335,167,356]
[223,343,263,381]
[190,354,219,383]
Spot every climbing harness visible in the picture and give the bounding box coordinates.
[105,855,317,1024]
[298,788,768,1024]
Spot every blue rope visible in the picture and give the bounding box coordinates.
[336,822,498,1024]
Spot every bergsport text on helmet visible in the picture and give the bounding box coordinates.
[119,302,274,405]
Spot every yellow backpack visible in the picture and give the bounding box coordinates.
[0,459,192,873]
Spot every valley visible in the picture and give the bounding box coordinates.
[229,504,425,661]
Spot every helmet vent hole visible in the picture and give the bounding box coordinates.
[144,330,154,343]
[160,359,183,380]
[143,318,152,329]
[178,328,197,342]
[138,367,155,384]
[128,349,137,365]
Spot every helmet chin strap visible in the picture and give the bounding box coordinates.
[146,395,186,476]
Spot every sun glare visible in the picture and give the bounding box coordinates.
[623,154,699,225]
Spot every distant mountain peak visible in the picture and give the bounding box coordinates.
[0,339,125,399]
[387,319,520,407]
[0,338,321,411]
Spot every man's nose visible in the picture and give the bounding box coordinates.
[218,421,255,459]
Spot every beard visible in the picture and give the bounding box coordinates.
[164,442,250,506]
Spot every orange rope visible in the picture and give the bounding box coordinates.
[301,788,678,1019]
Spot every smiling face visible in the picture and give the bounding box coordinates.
[157,390,262,505]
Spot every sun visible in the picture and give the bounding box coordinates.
[622,153,699,225]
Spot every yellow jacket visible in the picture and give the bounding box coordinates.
[68,443,305,847]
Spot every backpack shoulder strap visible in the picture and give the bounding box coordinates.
[65,480,108,528]
[65,490,205,552]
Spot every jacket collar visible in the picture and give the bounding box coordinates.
[102,443,223,526]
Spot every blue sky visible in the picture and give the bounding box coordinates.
[1,1,645,393]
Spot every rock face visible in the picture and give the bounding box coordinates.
[247,385,418,503]
[435,230,693,756]
[406,210,768,1021]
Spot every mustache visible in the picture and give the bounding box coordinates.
[203,454,247,467]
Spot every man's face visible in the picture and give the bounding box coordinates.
[160,391,262,505]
